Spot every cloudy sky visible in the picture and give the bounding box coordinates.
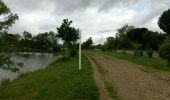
[4,0,170,44]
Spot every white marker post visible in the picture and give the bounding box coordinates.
[79,30,81,70]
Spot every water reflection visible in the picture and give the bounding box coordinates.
[0,52,61,81]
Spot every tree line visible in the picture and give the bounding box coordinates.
[0,31,61,53]
[83,9,170,66]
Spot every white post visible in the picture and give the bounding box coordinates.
[79,30,81,70]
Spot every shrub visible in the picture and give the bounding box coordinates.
[1,78,10,86]
[134,50,143,56]
[70,48,77,57]
[159,37,170,66]
[146,50,153,58]
[122,49,126,54]
[58,57,70,62]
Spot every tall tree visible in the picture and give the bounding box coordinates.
[0,0,19,72]
[158,9,170,66]
[158,9,170,35]
[57,19,79,57]
[117,25,134,52]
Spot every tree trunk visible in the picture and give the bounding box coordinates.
[64,41,70,57]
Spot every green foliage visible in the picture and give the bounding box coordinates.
[117,24,135,38]
[57,19,79,43]
[100,45,106,51]
[146,50,153,58]
[0,54,23,72]
[158,9,170,34]
[118,35,132,49]
[127,28,148,44]
[159,37,170,66]
[0,0,18,31]
[105,37,115,51]
[31,31,59,52]
[131,43,143,56]
[70,44,77,57]
[82,37,93,50]
[57,19,79,57]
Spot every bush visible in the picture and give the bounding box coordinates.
[159,37,170,66]
[146,50,153,58]
[122,49,126,54]
[58,57,70,62]
[101,45,106,51]
[1,78,10,86]
[70,48,77,57]
[133,50,143,56]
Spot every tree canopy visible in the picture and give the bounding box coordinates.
[158,9,170,35]
[82,37,93,50]
[0,0,18,32]
[57,19,79,43]
[57,19,79,57]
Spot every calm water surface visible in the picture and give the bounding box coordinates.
[0,52,61,81]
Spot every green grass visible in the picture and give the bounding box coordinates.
[96,51,170,71]
[0,55,99,100]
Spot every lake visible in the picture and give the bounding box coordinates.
[0,52,61,81]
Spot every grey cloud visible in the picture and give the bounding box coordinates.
[3,0,170,44]
[38,24,56,31]
[97,29,114,33]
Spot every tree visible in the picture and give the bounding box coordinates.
[117,24,135,37]
[158,9,170,66]
[114,33,118,52]
[159,37,170,66]
[127,28,148,44]
[116,25,134,53]
[158,9,170,35]
[23,31,32,40]
[82,37,93,50]
[0,0,19,72]
[32,31,59,52]
[0,0,18,33]
[57,19,79,57]
[20,31,33,51]
[105,37,115,51]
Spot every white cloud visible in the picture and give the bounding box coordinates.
[3,0,170,44]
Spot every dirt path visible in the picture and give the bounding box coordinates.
[89,54,170,100]
[87,56,112,100]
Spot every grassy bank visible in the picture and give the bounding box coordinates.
[87,50,170,71]
[0,55,99,100]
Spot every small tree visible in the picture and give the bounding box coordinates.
[105,37,115,51]
[82,37,93,50]
[57,19,79,57]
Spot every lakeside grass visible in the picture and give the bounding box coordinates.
[86,50,170,71]
[0,55,99,100]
